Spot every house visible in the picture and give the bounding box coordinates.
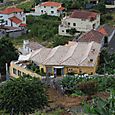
[0,26,27,38]
[77,29,104,46]
[97,24,115,43]
[10,60,42,79]
[19,40,44,55]
[35,1,65,16]
[0,7,26,28]
[31,41,101,76]
[59,10,100,36]
[10,41,101,78]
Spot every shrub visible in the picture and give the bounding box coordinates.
[78,80,98,95]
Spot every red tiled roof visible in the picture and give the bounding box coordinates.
[77,30,104,43]
[57,7,65,11]
[0,7,23,14]
[40,2,61,7]
[9,16,22,24]
[97,24,114,36]
[70,10,98,20]
[98,28,107,36]
[19,23,27,27]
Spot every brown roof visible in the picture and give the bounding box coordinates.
[70,10,98,20]
[77,30,104,43]
[26,42,44,50]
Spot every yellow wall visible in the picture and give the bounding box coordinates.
[10,62,42,79]
[44,65,97,75]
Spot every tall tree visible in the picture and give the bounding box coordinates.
[0,38,18,74]
[0,75,48,114]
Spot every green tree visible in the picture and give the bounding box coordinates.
[0,38,18,75]
[0,75,48,114]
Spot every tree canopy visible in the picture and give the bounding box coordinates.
[0,38,18,74]
[0,75,48,114]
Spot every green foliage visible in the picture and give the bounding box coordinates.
[94,2,106,13]
[97,48,115,74]
[66,28,77,35]
[26,15,72,47]
[83,89,115,115]
[61,75,115,95]
[78,80,98,95]
[0,75,48,114]
[53,0,89,9]
[0,38,18,74]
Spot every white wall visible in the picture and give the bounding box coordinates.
[35,5,62,16]
[59,14,100,36]
[0,11,26,27]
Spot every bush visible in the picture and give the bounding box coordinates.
[77,80,98,95]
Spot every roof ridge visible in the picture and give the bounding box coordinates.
[61,43,78,64]
[79,42,94,65]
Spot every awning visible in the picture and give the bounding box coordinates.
[54,66,64,68]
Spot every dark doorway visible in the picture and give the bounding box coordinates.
[57,68,62,76]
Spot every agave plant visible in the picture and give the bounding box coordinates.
[83,89,115,115]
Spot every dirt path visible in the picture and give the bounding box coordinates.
[47,87,84,108]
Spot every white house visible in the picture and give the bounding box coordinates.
[0,7,26,27]
[35,1,65,16]
[59,10,100,36]
[19,40,44,55]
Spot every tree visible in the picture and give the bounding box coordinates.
[0,75,48,114]
[0,38,18,75]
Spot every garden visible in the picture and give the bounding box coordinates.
[60,75,115,96]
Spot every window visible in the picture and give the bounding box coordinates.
[51,11,54,14]
[13,68,17,75]
[6,21,8,25]
[73,23,76,26]
[62,30,64,32]
[0,16,3,18]
[23,17,25,21]
[90,59,93,62]
[18,70,21,76]
[66,29,69,33]
[68,22,70,25]
[51,6,54,8]
[44,6,46,8]
[41,10,43,13]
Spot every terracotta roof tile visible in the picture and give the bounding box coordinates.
[40,2,61,7]
[70,10,98,20]
[97,24,114,36]
[19,23,27,27]
[0,7,23,14]
[9,16,22,24]
[77,30,104,43]
[57,7,65,11]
